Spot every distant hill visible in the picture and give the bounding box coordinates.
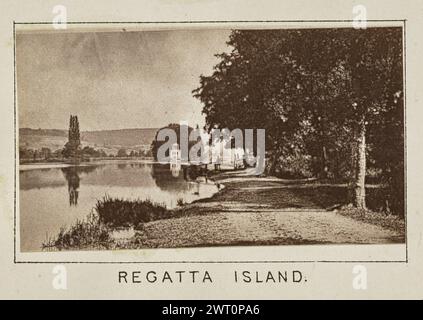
[80,128,158,147]
[20,128,67,137]
[19,128,159,153]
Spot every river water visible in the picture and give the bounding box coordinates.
[19,161,218,252]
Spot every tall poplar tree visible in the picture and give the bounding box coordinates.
[63,115,81,160]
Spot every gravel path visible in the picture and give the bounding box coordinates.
[131,169,404,248]
[134,208,403,248]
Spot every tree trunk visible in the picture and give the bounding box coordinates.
[267,151,278,176]
[320,145,328,179]
[353,120,366,209]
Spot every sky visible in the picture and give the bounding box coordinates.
[16,28,232,131]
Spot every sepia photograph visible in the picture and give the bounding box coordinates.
[16,25,405,254]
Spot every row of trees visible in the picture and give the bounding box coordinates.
[19,146,109,161]
[193,28,404,214]
[21,116,153,162]
[19,147,58,161]
[117,148,153,158]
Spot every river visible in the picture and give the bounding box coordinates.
[19,160,218,252]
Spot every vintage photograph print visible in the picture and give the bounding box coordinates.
[16,26,405,255]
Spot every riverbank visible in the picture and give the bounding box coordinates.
[44,167,405,251]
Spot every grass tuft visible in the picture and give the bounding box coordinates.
[42,212,112,250]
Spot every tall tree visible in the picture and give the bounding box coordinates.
[193,28,403,211]
[63,115,81,160]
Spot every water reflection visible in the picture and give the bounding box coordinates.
[62,167,80,206]
[151,164,212,197]
[151,163,191,193]
[170,162,182,178]
[61,166,97,206]
[19,161,219,251]
[58,164,212,206]
[117,163,127,170]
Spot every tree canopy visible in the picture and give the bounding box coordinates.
[193,27,404,214]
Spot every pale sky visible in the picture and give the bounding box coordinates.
[16,29,232,131]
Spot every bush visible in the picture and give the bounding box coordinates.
[95,195,170,228]
[266,151,313,179]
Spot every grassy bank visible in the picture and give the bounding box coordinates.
[42,212,113,250]
[335,205,405,234]
[43,197,174,250]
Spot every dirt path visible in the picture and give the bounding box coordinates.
[131,169,404,248]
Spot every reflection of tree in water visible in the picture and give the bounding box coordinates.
[62,167,79,206]
[61,165,97,206]
[150,163,194,193]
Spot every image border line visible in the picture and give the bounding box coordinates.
[13,19,408,264]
